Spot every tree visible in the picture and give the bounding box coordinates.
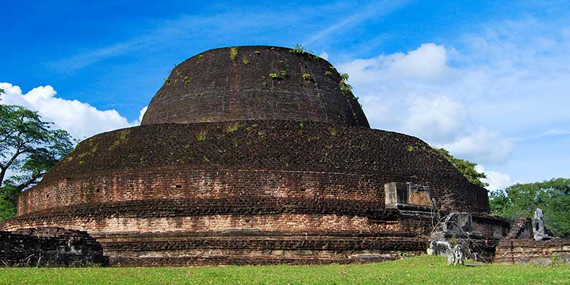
[434,148,488,188]
[490,178,570,237]
[0,99,74,221]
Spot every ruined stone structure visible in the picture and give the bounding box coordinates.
[1,46,509,266]
[495,217,570,265]
[0,228,107,266]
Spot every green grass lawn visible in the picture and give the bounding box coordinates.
[1,256,569,285]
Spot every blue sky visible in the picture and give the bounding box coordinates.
[1,0,569,190]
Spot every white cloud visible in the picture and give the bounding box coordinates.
[441,128,512,165]
[391,43,449,80]
[337,16,570,176]
[476,165,512,191]
[0,82,145,139]
[339,43,451,87]
[137,106,148,125]
[338,41,519,166]
[402,96,468,142]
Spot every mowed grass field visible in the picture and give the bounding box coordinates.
[0,256,569,285]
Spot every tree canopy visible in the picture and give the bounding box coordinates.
[434,148,488,188]
[490,178,570,237]
[0,99,74,221]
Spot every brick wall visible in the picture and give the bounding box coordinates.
[17,169,386,215]
[2,119,499,265]
[495,239,570,264]
[17,120,490,216]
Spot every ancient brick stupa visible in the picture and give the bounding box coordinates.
[1,46,509,265]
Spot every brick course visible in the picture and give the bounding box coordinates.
[16,120,489,216]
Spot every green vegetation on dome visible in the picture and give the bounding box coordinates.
[230,47,239,61]
[289,44,309,55]
[226,123,240,133]
[339,73,353,93]
[195,131,207,141]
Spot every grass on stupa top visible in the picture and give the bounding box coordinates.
[0,255,568,285]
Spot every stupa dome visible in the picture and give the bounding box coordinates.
[1,46,508,266]
[141,46,369,128]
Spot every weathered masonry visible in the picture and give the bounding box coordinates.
[1,46,509,266]
[495,218,570,265]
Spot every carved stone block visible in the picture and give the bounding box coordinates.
[384,182,432,209]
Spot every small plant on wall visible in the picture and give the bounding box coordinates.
[230,47,239,61]
[195,131,207,141]
[290,44,310,55]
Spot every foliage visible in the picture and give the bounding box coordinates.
[289,44,308,54]
[194,131,207,141]
[0,103,74,221]
[1,256,569,284]
[339,73,353,93]
[226,123,240,133]
[302,73,311,81]
[268,72,279,79]
[230,47,238,61]
[434,148,488,188]
[490,178,570,237]
[242,57,249,65]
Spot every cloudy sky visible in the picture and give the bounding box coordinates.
[1,0,569,190]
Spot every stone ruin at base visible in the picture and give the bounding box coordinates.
[494,209,570,265]
[1,46,511,266]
